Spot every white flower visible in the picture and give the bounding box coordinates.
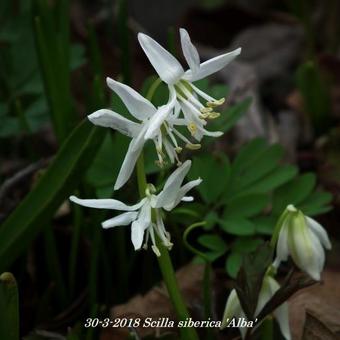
[221,275,291,340]
[89,78,206,190]
[273,204,331,281]
[138,28,241,140]
[69,160,201,255]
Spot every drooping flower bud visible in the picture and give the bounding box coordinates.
[273,204,331,281]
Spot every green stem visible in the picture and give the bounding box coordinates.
[136,155,198,340]
[183,222,213,339]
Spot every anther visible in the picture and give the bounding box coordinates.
[185,143,201,150]
[206,98,225,107]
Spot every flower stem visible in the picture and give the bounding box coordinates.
[136,155,198,340]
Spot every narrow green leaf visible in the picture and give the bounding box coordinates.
[0,119,105,271]
[0,272,19,340]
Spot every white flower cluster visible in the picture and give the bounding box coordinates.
[70,28,240,255]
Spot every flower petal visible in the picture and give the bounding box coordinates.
[102,211,138,229]
[273,302,291,340]
[153,160,192,208]
[183,47,241,82]
[106,77,156,120]
[130,201,151,250]
[114,140,144,190]
[221,289,242,329]
[69,195,144,211]
[289,213,322,281]
[131,220,145,250]
[164,178,202,211]
[268,276,291,340]
[180,28,200,74]
[88,109,141,137]
[144,86,177,140]
[275,221,290,264]
[138,33,184,84]
[306,216,332,250]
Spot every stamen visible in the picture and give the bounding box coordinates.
[207,98,225,107]
[178,82,204,109]
[151,245,161,257]
[189,82,216,102]
[185,143,201,150]
[199,113,209,119]
[172,127,192,144]
[200,107,213,114]
[188,122,197,136]
[208,111,220,119]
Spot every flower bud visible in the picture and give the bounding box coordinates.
[273,204,331,281]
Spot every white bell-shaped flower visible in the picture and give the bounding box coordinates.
[273,204,331,281]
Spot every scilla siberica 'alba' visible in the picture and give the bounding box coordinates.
[89,78,219,190]
[273,204,331,281]
[221,275,291,340]
[69,160,201,256]
[138,28,241,140]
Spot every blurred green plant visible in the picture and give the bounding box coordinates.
[0,1,85,140]
[296,61,332,136]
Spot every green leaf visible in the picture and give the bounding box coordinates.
[231,237,264,254]
[299,191,333,216]
[225,252,243,278]
[203,211,219,230]
[232,138,268,174]
[198,234,228,262]
[198,234,228,252]
[219,217,255,236]
[0,119,105,271]
[239,144,284,188]
[245,165,298,194]
[224,193,269,218]
[272,173,316,214]
[253,216,277,235]
[189,154,230,204]
[0,272,19,340]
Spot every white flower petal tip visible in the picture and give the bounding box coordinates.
[273,205,331,281]
[105,77,156,120]
[69,195,78,203]
[138,33,184,85]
